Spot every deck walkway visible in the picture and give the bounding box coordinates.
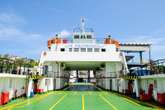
[0,84,160,110]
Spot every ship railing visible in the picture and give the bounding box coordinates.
[0,56,37,75]
[45,71,70,79]
[0,68,35,75]
[95,71,122,79]
[51,38,107,44]
[73,27,94,33]
[150,59,165,74]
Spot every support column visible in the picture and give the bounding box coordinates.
[134,79,139,97]
[149,45,151,64]
[76,70,79,82]
[53,63,57,90]
[139,51,143,65]
[53,73,56,90]
[54,62,61,90]
[26,79,33,97]
[58,63,61,88]
[88,70,90,83]
[93,70,96,77]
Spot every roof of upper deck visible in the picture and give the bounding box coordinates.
[119,43,151,52]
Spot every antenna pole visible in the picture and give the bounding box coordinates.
[80,18,85,32]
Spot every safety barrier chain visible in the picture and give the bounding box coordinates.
[122,75,139,80]
[28,75,45,79]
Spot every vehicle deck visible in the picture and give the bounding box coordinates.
[0,83,160,110]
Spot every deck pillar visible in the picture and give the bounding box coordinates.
[88,70,90,82]
[139,51,143,64]
[76,70,79,82]
[134,79,139,97]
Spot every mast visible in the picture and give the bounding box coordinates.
[80,17,85,32]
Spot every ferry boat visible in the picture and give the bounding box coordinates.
[39,18,125,90]
[39,18,165,105]
[0,18,165,108]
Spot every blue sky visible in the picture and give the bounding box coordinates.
[0,0,165,59]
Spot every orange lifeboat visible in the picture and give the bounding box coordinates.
[52,38,62,44]
[104,36,120,48]
[47,37,63,49]
[47,39,52,49]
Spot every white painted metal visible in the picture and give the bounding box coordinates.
[0,73,27,99]
[120,43,150,52]
[27,79,33,97]
[37,78,54,92]
[134,79,140,97]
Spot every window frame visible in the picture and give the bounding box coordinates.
[101,48,106,52]
[87,48,93,52]
[80,48,86,52]
[74,35,79,39]
[94,48,100,52]
[60,48,65,52]
[74,48,79,52]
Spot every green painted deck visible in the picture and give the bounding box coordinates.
[0,85,159,110]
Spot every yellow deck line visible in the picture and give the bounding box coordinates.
[123,97,142,106]
[102,91,141,107]
[16,94,50,108]
[123,97,162,110]
[99,95,118,110]
[49,94,67,110]
[109,92,161,110]
[16,92,62,108]
[1,96,41,110]
[82,95,85,110]
[63,86,70,90]
[95,86,102,91]
[96,86,161,110]
[0,92,57,110]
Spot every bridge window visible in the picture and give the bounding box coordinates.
[60,48,65,52]
[101,48,106,52]
[74,35,79,39]
[81,48,86,52]
[81,35,86,39]
[94,48,100,52]
[87,35,92,39]
[87,48,93,52]
[69,48,72,52]
[74,48,79,52]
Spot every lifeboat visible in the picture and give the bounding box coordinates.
[47,40,51,49]
[104,35,120,48]
[47,37,64,49]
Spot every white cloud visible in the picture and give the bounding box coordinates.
[0,12,29,40]
[60,30,71,38]
[0,26,45,59]
[0,13,26,26]
[0,27,22,40]
[0,26,44,41]
[0,12,44,41]
[0,12,46,59]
